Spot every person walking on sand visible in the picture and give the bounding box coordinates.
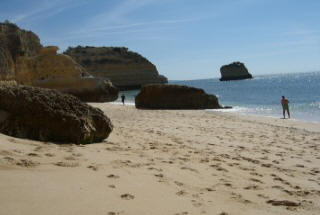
[121,94,125,105]
[281,96,290,119]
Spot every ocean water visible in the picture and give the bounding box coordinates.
[116,72,320,123]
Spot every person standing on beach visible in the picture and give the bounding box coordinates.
[281,96,290,119]
[121,94,126,105]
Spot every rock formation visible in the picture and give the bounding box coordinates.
[64,46,168,90]
[0,21,118,102]
[220,62,253,81]
[135,84,221,109]
[0,82,113,144]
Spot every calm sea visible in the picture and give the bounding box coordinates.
[116,72,320,123]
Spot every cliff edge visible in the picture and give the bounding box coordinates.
[64,46,168,90]
[0,22,117,102]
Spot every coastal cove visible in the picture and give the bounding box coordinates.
[1,0,320,214]
[117,72,320,123]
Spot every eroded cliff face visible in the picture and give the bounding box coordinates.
[0,22,42,80]
[0,22,117,102]
[220,62,253,81]
[64,46,168,90]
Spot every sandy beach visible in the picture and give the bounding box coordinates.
[1,103,320,215]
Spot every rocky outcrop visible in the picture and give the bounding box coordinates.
[220,62,252,81]
[0,22,118,102]
[0,22,42,79]
[135,84,221,109]
[16,46,118,102]
[0,82,113,144]
[64,46,168,90]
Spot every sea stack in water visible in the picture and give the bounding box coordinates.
[64,46,168,90]
[0,82,113,144]
[0,21,118,102]
[220,62,253,81]
[135,84,221,109]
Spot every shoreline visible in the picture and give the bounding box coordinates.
[1,103,320,215]
[209,109,320,132]
[110,102,320,132]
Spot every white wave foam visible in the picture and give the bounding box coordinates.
[206,106,248,113]
[110,101,135,106]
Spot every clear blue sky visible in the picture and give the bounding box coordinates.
[1,0,320,80]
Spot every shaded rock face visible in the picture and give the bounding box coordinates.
[0,22,118,102]
[135,84,221,109]
[0,22,41,79]
[220,62,253,81]
[64,46,168,90]
[0,82,113,144]
[17,46,119,102]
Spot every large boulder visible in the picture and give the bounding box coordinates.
[220,62,253,81]
[0,22,118,102]
[135,84,221,109]
[64,46,168,90]
[0,82,113,144]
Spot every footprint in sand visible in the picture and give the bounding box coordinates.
[174,212,189,215]
[33,146,43,152]
[72,153,83,157]
[64,156,77,161]
[261,163,272,168]
[108,211,124,215]
[45,153,55,157]
[154,173,164,178]
[147,167,163,172]
[266,200,300,207]
[191,200,202,207]
[257,194,269,199]
[180,166,199,173]
[121,193,134,200]
[176,190,188,196]
[54,161,79,167]
[250,172,263,177]
[16,159,39,167]
[309,168,320,175]
[231,192,251,204]
[27,153,40,157]
[2,156,15,164]
[210,164,228,172]
[107,174,120,179]
[174,181,184,187]
[250,178,264,184]
[57,145,75,153]
[8,138,17,143]
[244,185,261,190]
[87,165,98,171]
[0,150,13,156]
